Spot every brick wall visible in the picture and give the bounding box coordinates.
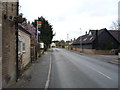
[72,48,112,55]
[2,2,17,88]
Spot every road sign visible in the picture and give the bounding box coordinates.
[37,21,42,29]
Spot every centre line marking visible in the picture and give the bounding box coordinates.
[45,54,52,90]
[87,65,112,80]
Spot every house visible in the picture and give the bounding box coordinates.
[51,42,56,48]
[72,28,120,55]
[22,22,37,62]
[2,1,18,88]
[108,30,120,48]
[18,24,31,71]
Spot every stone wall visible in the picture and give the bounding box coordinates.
[0,1,2,90]
[2,2,17,88]
[18,30,31,68]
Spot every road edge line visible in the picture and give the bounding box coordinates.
[45,54,52,89]
[86,65,112,80]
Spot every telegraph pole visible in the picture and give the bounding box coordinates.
[67,34,69,41]
[80,28,82,52]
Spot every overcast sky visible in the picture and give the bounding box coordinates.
[19,0,119,41]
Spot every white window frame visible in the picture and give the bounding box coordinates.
[83,38,87,41]
[22,38,26,52]
[18,36,26,53]
[18,40,22,54]
[90,36,93,40]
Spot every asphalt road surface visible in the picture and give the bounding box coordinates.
[49,48,119,88]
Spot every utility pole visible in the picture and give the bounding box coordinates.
[67,34,69,41]
[36,20,40,59]
[37,21,39,43]
[80,28,82,53]
[36,20,42,59]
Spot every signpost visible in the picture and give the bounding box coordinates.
[37,21,42,43]
[36,21,42,58]
[38,21,42,30]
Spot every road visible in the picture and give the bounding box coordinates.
[49,48,119,88]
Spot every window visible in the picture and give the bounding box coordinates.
[83,38,87,41]
[79,38,81,41]
[90,37,93,40]
[18,36,26,53]
[18,40,22,53]
[22,38,26,52]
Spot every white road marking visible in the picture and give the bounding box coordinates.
[45,54,52,90]
[86,65,112,80]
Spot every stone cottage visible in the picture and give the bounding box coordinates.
[18,24,31,73]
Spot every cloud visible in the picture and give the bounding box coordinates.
[19,0,119,41]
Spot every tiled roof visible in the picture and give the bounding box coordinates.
[18,24,31,35]
[72,34,94,44]
[108,30,120,43]
[72,28,120,45]
[72,28,107,45]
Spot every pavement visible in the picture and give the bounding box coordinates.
[9,51,51,88]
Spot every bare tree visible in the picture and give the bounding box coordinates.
[110,20,120,30]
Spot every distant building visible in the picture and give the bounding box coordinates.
[51,42,56,48]
[72,28,120,55]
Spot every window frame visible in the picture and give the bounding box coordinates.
[18,36,26,53]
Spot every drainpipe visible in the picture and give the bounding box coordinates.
[95,30,98,54]
[118,33,120,60]
[15,0,19,81]
[95,30,98,50]
[80,28,83,53]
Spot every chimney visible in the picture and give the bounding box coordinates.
[28,21,30,24]
[74,38,76,41]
